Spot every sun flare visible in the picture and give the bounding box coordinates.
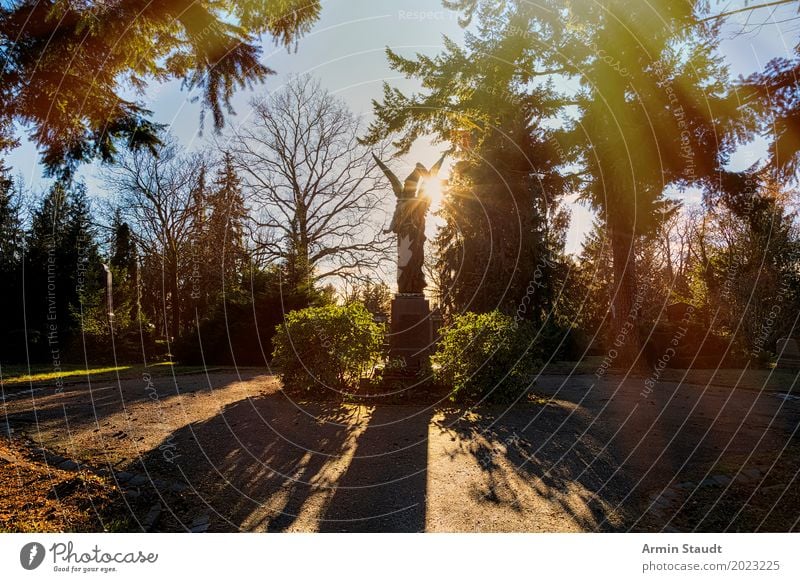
[422,176,447,210]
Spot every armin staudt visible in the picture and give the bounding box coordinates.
[642,544,723,554]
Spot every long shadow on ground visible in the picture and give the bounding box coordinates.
[130,392,434,531]
[318,405,431,532]
[1,370,248,438]
[131,389,633,531]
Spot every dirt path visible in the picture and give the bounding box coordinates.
[2,369,799,532]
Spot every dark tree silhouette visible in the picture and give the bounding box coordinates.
[0,0,320,174]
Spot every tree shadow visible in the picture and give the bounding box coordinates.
[533,373,800,530]
[12,369,797,532]
[130,392,431,532]
[432,401,633,532]
[319,405,431,532]
[130,391,633,532]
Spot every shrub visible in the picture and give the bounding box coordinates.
[272,302,384,396]
[432,310,539,403]
[174,266,329,365]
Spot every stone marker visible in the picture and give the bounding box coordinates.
[389,294,433,372]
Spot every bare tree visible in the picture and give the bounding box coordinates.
[105,138,206,340]
[229,75,391,290]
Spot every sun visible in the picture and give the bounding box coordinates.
[422,176,447,210]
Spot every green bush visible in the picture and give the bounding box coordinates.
[272,302,384,396]
[432,310,539,403]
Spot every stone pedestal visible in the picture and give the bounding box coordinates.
[389,294,432,372]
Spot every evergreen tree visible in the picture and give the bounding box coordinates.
[24,180,102,360]
[111,213,138,275]
[206,152,248,300]
[691,179,800,358]
[365,0,738,365]
[435,106,570,322]
[0,1,321,174]
[0,169,25,360]
[0,170,22,270]
[363,6,572,323]
[109,212,142,328]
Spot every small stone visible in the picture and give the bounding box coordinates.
[58,460,80,471]
[661,489,678,499]
[115,471,134,483]
[190,523,210,533]
[123,489,141,501]
[152,479,169,491]
[652,496,671,509]
[712,475,732,487]
[190,514,210,528]
[144,503,161,531]
[760,484,784,495]
[742,468,762,480]
[699,477,718,487]
[45,454,68,466]
[675,481,696,490]
[128,474,149,487]
[170,482,189,493]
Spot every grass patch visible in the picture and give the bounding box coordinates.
[0,361,213,386]
[0,365,132,386]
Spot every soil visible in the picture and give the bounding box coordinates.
[0,437,127,532]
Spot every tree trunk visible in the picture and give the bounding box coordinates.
[608,216,642,369]
[167,252,180,341]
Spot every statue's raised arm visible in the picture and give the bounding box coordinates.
[372,154,403,198]
[427,153,447,179]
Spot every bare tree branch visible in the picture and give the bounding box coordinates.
[697,0,798,23]
[229,74,393,287]
[104,137,207,338]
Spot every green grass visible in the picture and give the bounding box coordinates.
[0,364,132,385]
[0,361,212,386]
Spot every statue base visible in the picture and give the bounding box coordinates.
[389,293,433,373]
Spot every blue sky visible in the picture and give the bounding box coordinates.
[5,0,800,254]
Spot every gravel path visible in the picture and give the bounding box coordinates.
[2,368,798,531]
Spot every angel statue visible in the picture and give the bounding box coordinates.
[373,153,446,294]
